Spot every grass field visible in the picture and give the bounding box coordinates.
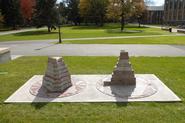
[0,24,171,42]
[0,56,185,123]
[63,36,185,44]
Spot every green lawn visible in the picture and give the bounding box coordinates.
[64,36,185,45]
[0,24,171,42]
[0,56,185,123]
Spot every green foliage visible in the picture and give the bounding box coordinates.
[58,2,68,24]
[67,0,81,25]
[1,0,23,29]
[79,0,108,26]
[33,0,58,32]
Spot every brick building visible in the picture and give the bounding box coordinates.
[144,6,164,24]
[164,0,185,25]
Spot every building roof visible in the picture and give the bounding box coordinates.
[147,6,164,11]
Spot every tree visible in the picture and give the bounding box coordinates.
[79,0,108,26]
[89,0,108,26]
[58,1,68,24]
[107,0,133,31]
[0,0,3,27]
[106,0,120,22]
[79,0,90,24]
[67,0,81,25]
[1,0,23,29]
[132,0,146,27]
[20,0,35,24]
[33,0,58,32]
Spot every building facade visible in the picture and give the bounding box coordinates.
[164,0,185,25]
[144,6,164,24]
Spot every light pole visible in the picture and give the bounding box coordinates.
[57,5,62,43]
[58,24,62,43]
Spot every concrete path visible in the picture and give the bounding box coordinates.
[0,34,184,44]
[144,25,185,33]
[0,42,185,56]
[0,27,46,36]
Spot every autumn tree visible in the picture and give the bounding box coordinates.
[0,0,3,27]
[106,0,120,22]
[79,0,90,24]
[107,0,133,31]
[132,0,146,27]
[33,0,58,32]
[1,0,23,29]
[20,0,35,24]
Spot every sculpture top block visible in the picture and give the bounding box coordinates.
[104,50,136,86]
[120,50,129,60]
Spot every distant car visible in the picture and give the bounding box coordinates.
[177,25,185,29]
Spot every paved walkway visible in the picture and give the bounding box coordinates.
[0,34,184,44]
[144,25,185,33]
[0,41,185,56]
[0,27,46,36]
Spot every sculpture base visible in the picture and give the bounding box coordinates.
[4,75,181,103]
[30,76,86,98]
[98,75,157,99]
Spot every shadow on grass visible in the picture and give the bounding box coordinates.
[71,24,149,30]
[13,30,58,36]
[31,103,48,109]
[106,29,143,34]
[115,102,128,107]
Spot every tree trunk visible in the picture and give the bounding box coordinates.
[47,26,51,33]
[121,14,125,32]
[138,18,141,28]
[100,15,104,27]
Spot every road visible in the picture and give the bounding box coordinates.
[0,41,185,56]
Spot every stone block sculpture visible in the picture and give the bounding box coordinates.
[43,57,72,92]
[104,50,136,86]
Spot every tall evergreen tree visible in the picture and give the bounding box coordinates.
[88,0,108,26]
[33,0,58,32]
[1,0,23,29]
[67,0,81,25]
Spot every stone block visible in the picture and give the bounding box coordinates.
[120,50,129,59]
[104,50,136,86]
[0,48,11,63]
[43,57,72,92]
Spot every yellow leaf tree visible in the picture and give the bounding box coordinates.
[107,0,133,31]
[132,0,146,27]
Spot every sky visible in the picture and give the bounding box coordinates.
[153,0,164,6]
[57,0,165,6]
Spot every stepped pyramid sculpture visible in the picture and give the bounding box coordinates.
[43,57,72,92]
[104,50,136,86]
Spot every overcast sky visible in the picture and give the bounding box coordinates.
[57,0,165,6]
[153,0,164,6]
